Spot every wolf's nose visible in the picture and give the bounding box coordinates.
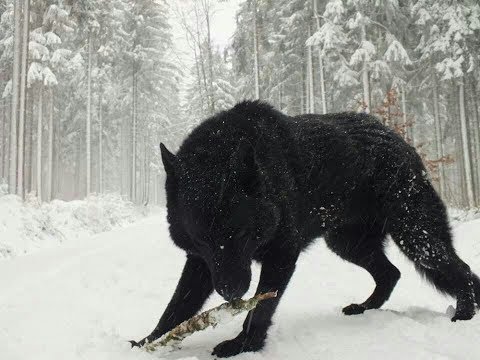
[217,283,240,301]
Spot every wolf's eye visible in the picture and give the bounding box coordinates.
[192,237,212,257]
[235,228,248,240]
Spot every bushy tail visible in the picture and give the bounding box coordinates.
[473,274,480,306]
[415,264,480,306]
[414,264,456,296]
[388,182,480,311]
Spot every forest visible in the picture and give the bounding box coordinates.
[0,0,479,209]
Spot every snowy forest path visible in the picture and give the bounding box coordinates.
[2,212,480,359]
[0,214,177,360]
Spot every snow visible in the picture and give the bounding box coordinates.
[42,66,58,86]
[44,31,62,46]
[27,61,44,86]
[2,209,480,359]
[384,38,412,65]
[350,40,376,66]
[0,192,148,258]
[2,78,12,98]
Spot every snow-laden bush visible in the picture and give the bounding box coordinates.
[0,193,148,258]
[46,194,140,236]
[449,208,480,225]
[0,179,7,196]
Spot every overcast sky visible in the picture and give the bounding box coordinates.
[171,0,242,105]
[171,0,242,64]
[210,0,242,49]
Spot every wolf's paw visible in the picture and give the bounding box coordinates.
[129,339,145,348]
[212,332,264,358]
[342,303,367,315]
[451,309,475,322]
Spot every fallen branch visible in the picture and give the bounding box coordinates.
[144,291,278,352]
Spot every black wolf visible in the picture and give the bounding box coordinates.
[132,101,480,357]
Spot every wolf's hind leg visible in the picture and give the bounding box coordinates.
[326,225,401,315]
[389,204,476,321]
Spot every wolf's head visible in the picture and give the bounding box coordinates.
[160,141,279,300]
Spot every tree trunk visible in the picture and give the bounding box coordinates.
[470,79,480,203]
[193,46,205,115]
[86,33,93,196]
[307,25,315,113]
[360,23,370,113]
[74,135,81,198]
[313,0,327,114]
[98,91,103,194]
[452,89,466,206]
[17,0,30,198]
[410,122,416,148]
[466,107,477,203]
[300,70,305,114]
[278,82,283,111]
[29,92,34,194]
[253,0,260,99]
[317,51,327,114]
[1,98,7,180]
[9,0,22,193]
[24,89,30,194]
[47,89,54,202]
[131,66,137,202]
[193,5,210,112]
[36,89,43,202]
[139,130,144,205]
[432,73,445,198]
[401,85,408,141]
[302,59,310,114]
[458,79,475,208]
[143,132,149,205]
[0,99,3,180]
[203,0,215,113]
[53,107,59,198]
[121,116,128,196]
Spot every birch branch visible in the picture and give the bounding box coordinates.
[143,291,278,352]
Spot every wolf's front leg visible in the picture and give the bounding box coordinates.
[131,255,213,346]
[212,250,299,358]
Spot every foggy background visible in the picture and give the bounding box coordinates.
[1,0,479,208]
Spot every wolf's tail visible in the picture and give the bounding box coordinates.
[414,264,480,302]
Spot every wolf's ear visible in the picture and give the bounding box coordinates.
[160,143,177,176]
[231,139,263,195]
[233,139,256,172]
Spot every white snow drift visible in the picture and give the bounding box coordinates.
[2,208,480,359]
[0,190,148,257]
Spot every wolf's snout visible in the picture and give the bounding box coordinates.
[216,282,245,301]
[214,266,251,301]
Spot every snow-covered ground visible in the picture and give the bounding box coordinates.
[0,192,149,258]
[3,210,480,360]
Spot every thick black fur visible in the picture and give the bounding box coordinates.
[131,101,480,357]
